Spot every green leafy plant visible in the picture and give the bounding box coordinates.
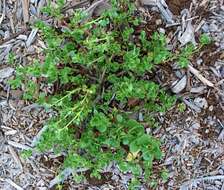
[9,0,210,188]
[177,34,211,68]
[20,149,33,159]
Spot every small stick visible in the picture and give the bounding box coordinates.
[188,65,215,87]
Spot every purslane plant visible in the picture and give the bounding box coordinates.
[9,0,210,189]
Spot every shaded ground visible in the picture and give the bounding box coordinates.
[167,0,192,15]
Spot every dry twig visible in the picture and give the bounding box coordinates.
[188,65,215,87]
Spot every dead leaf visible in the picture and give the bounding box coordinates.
[126,151,139,161]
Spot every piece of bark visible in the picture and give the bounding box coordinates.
[21,0,29,23]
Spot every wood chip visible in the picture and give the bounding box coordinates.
[0,0,6,26]
[8,145,23,171]
[0,67,15,79]
[5,178,24,190]
[26,29,38,47]
[0,128,6,151]
[171,75,187,94]
[156,0,174,24]
[21,0,29,23]
[7,140,31,150]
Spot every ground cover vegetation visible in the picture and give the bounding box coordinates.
[9,0,211,188]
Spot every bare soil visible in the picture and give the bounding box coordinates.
[167,0,192,15]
